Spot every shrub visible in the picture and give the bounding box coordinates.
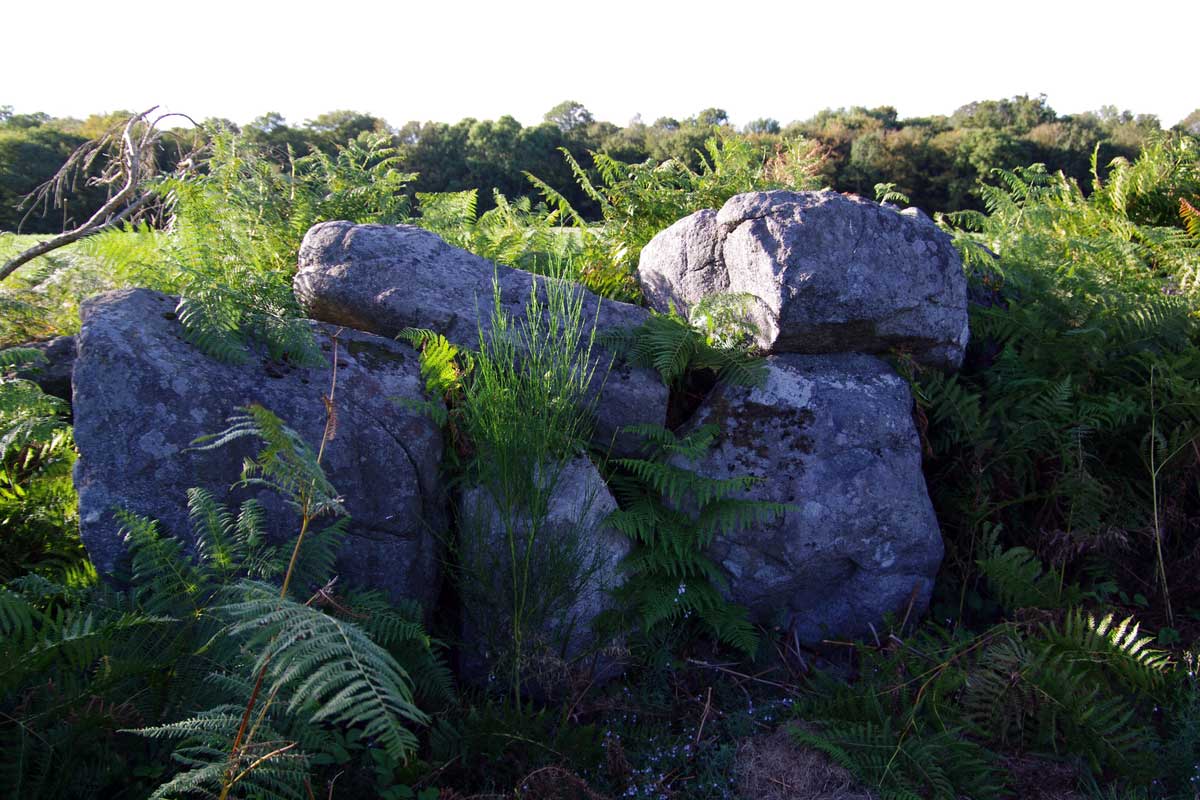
[529,134,825,301]
[910,140,1200,625]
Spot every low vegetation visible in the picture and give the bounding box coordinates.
[0,104,1198,799]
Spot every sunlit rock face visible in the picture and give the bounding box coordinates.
[638,190,969,369]
[294,221,668,457]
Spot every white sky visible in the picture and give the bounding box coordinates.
[3,0,1196,129]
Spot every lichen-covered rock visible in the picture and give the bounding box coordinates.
[678,353,943,644]
[637,190,969,369]
[457,456,629,685]
[72,288,445,607]
[294,222,668,456]
[637,209,727,312]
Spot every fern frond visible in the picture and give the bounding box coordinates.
[976,532,1082,611]
[343,589,455,705]
[524,170,587,229]
[1181,197,1200,239]
[217,580,427,761]
[1040,609,1170,692]
[135,708,310,800]
[607,423,788,656]
[0,586,39,641]
[190,405,344,520]
[0,347,48,371]
[609,309,765,390]
[120,510,207,616]
[397,327,472,398]
[791,719,1003,800]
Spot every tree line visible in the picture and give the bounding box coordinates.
[3,96,1198,234]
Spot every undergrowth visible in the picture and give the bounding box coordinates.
[0,346,84,581]
[528,134,826,301]
[1,393,450,799]
[2,119,1200,800]
[908,135,1200,634]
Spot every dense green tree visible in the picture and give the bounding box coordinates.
[242,111,307,157]
[543,100,594,133]
[745,117,781,134]
[1176,108,1200,136]
[0,96,1179,233]
[695,107,730,127]
[596,118,651,163]
[1078,105,1162,150]
[401,119,475,194]
[303,109,388,151]
[951,94,1055,134]
[0,125,91,233]
[464,115,524,198]
[783,96,1165,213]
[2,110,51,130]
[55,110,138,140]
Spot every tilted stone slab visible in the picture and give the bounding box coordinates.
[638,190,969,369]
[294,222,668,456]
[677,352,943,644]
[457,455,629,686]
[73,288,445,607]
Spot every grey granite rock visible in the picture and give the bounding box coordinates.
[294,222,668,456]
[637,209,728,313]
[637,190,969,369]
[72,288,445,607]
[677,352,943,645]
[457,455,629,685]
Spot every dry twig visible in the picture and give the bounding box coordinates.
[1,106,203,283]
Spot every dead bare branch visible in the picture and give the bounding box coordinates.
[1,107,205,284]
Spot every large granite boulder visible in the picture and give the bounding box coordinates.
[677,353,943,644]
[638,190,969,369]
[457,456,629,686]
[294,222,668,456]
[72,289,445,607]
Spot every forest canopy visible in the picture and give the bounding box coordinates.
[2,95,1195,233]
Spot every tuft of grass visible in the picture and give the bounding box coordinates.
[452,260,611,701]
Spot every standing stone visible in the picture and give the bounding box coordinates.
[294,222,668,456]
[72,288,445,607]
[637,190,969,369]
[457,456,629,687]
[677,353,943,644]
